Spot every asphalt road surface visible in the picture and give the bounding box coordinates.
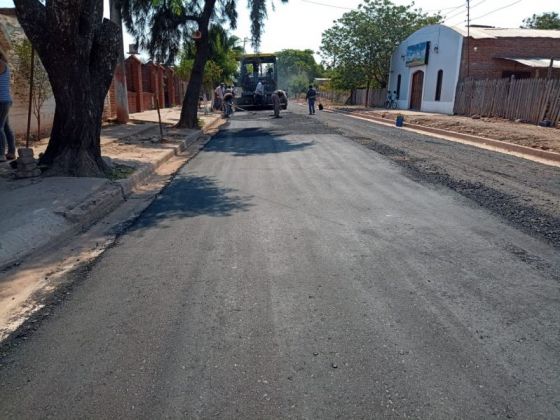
[1,106,559,419]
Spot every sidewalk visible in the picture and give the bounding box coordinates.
[0,107,222,271]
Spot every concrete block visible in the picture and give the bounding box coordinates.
[17,148,34,158]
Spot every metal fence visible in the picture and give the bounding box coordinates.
[454,78,560,126]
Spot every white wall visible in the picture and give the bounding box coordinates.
[388,25,463,114]
[9,97,55,139]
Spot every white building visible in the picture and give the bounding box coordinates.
[388,24,560,114]
[388,25,463,114]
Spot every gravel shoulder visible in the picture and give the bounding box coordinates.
[310,105,560,249]
[334,106,560,153]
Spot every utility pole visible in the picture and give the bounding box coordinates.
[242,37,250,53]
[110,0,130,123]
[25,48,35,148]
[466,0,470,78]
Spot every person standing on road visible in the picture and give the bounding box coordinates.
[214,83,225,111]
[0,48,15,162]
[306,84,317,115]
[272,90,281,118]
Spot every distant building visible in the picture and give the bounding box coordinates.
[388,24,560,113]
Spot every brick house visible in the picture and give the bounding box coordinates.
[388,24,560,113]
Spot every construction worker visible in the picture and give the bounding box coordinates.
[306,84,317,115]
[214,82,225,111]
[254,81,264,107]
[223,87,235,118]
[271,90,286,118]
[272,90,281,118]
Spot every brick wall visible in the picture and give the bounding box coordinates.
[459,37,560,80]
[102,82,117,121]
[127,91,137,113]
[118,57,187,115]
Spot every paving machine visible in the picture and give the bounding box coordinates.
[235,53,288,110]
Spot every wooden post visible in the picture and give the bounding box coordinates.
[25,48,35,148]
[155,96,164,141]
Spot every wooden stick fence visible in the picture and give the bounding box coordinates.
[351,88,387,108]
[454,78,560,126]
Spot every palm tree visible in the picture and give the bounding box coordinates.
[119,0,287,128]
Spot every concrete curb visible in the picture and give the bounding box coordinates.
[0,116,223,272]
[330,108,560,166]
[69,115,223,225]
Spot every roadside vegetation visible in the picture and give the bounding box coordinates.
[522,11,560,29]
[320,0,441,105]
[275,49,324,97]
[14,0,287,176]
[176,25,244,98]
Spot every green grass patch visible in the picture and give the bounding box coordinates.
[107,164,136,180]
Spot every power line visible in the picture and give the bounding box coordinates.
[300,0,353,10]
[444,0,487,22]
[421,2,465,13]
[470,0,523,21]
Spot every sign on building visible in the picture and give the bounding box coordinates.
[406,42,430,67]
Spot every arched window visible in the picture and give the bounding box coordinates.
[435,70,443,101]
[396,74,402,99]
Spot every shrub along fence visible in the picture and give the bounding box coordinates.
[350,88,387,108]
[454,78,560,126]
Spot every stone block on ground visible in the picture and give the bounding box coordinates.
[17,148,34,158]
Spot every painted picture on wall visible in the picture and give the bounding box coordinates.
[406,42,430,67]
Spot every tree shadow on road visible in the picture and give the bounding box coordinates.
[128,174,253,232]
[204,127,314,157]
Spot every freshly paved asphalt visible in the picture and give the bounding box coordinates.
[1,107,559,419]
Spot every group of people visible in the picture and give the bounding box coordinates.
[212,80,320,119]
[213,83,235,114]
[0,48,15,162]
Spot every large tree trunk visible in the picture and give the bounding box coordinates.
[176,0,216,129]
[15,0,120,176]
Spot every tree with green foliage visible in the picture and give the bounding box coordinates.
[320,0,441,104]
[176,57,222,94]
[180,24,243,88]
[119,0,287,128]
[276,49,323,96]
[13,38,53,141]
[522,12,560,30]
[14,0,120,176]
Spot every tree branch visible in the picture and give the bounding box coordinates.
[14,0,48,55]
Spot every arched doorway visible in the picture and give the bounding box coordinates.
[409,71,424,110]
